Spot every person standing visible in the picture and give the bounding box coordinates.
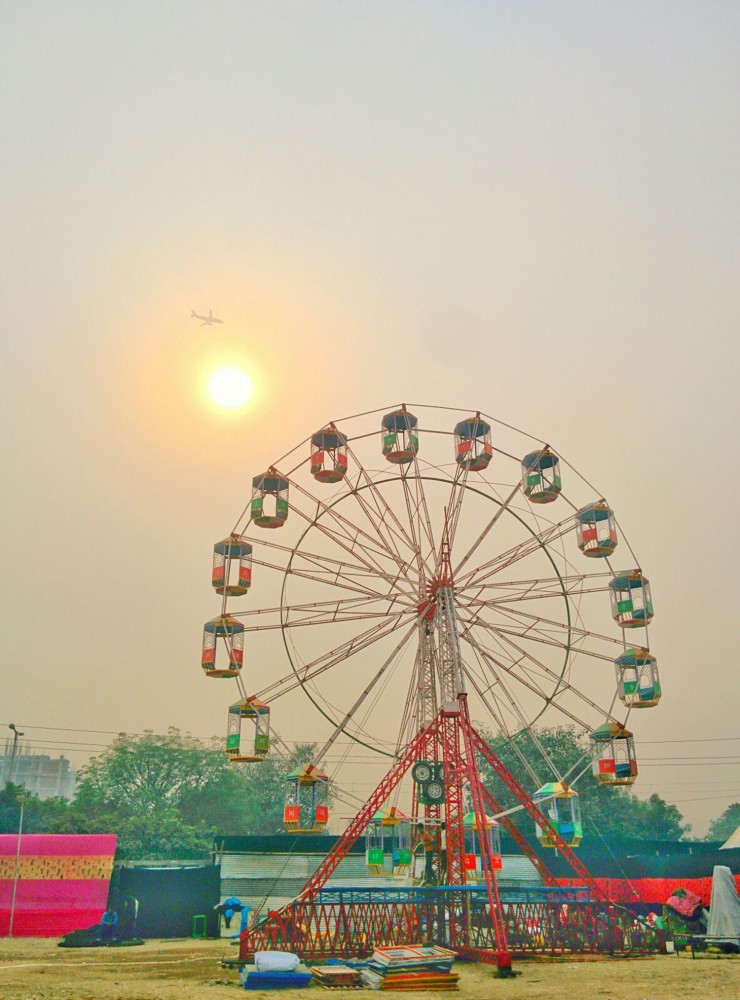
[439,822,447,884]
[415,823,436,885]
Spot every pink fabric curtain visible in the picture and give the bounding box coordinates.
[0,834,116,937]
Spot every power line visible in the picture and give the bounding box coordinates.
[642,756,740,762]
[640,737,740,744]
[4,722,739,745]
[639,761,737,767]
[670,795,740,804]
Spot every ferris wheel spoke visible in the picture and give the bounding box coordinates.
[256,612,408,702]
[493,629,623,726]
[462,595,624,652]
[461,628,594,731]
[461,626,574,737]
[462,647,535,747]
[312,621,419,766]
[397,470,436,585]
[459,610,571,707]
[239,610,404,633]
[406,454,438,564]
[464,614,621,723]
[347,479,419,579]
[459,614,556,711]
[289,499,412,593]
[240,593,412,621]
[456,515,579,590]
[444,464,471,554]
[481,624,616,665]
[253,554,404,603]
[462,654,544,786]
[453,482,521,579]
[460,619,555,704]
[460,570,614,603]
[250,534,410,589]
[462,658,558,785]
[401,646,424,744]
[285,475,416,592]
[468,584,612,607]
[344,442,428,573]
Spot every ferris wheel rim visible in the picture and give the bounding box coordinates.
[278,471,575,757]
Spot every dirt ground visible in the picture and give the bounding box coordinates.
[0,938,737,1000]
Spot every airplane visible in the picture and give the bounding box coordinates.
[191,309,224,326]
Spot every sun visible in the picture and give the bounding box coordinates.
[208,366,253,409]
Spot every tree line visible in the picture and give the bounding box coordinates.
[0,729,318,859]
[1,725,735,859]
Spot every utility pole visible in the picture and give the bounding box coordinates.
[8,792,26,938]
[8,723,25,786]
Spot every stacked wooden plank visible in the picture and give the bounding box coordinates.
[310,964,363,989]
[360,945,458,991]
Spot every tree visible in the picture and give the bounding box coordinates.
[707,803,740,843]
[62,730,321,857]
[477,724,691,843]
[76,729,228,815]
[0,782,72,835]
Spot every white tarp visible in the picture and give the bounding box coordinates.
[255,951,301,972]
[706,865,740,942]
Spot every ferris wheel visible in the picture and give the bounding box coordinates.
[201,403,659,840]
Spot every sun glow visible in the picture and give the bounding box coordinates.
[208,366,253,409]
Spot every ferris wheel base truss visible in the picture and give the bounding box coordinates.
[239,695,656,967]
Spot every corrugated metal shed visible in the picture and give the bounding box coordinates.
[220,851,541,912]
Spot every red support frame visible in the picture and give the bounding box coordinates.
[458,696,512,969]
[468,726,608,901]
[241,700,613,965]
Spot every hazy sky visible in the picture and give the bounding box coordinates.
[1,2,739,835]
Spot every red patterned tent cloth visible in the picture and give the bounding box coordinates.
[0,834,116,937]
[555,876,740,907]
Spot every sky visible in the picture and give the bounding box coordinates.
[1,2,739,836]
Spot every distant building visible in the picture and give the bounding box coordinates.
[0,742,77,799]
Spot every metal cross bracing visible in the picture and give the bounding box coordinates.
[413,615,438,733]
[241,897,657,962]
[435,585,466,703]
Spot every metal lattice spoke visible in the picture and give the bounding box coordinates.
[463,613,621,725]
[285,476,416,592]
[248,536,415,600]
[462,595,624,652]
[453,482,522,579]
[461,628,594,732]
[344,442,429,573]
[232,593,415,628]
[255,613,408,702]
[456,515,579,590]
[460,570,614,605]
[313,621,419,766]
